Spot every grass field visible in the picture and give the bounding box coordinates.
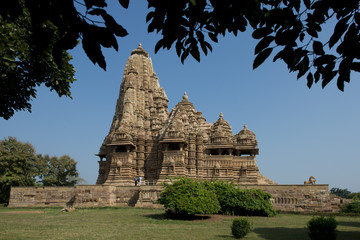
[0,207,360,240]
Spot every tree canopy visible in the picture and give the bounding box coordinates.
[0,137,80,204]
[0,137,39,203]
[2,0,360,119]
[1,1,76,120]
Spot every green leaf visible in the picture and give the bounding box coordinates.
[337,76,345,91]
[155,39,164,53]
[82,30,106,70]
[252,27,272,39]
[313,41,324,55]
[306,27,318,38]
[200,41,208,55]
[329,15,350,48]
[118,0,129,9]
[306,72,313,88]
[87,8,106,16]
[351,62,360,72]
[253,48,273,69]
[196,31,204,42]
[102,14,128,37]
[208,33,218,43]
[176,40,183,57]
[273,49,284,62]
[255,36,274,54]
[84,0,107,9]
[190,45,200,62]
[338,58,351,83]
[296,55,309,79]
[146,11,155,23]
[314,71,320,83]
[181,48,190,64]
[204,41,212,52]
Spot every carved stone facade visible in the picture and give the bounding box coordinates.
[96,44,275,186]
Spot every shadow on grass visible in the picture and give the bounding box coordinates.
[338,230,360,240]
[253,227,307,240]
[144,212,211,221]
[338,221,360,228]
[215,235,233,239]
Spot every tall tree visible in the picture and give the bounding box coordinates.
[0,0,76,120]
[0,137,80,204]
[2,0,360,119]
[0,137,39,204]
[38,154,79,186]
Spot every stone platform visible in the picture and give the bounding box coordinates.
[8,184,344,212]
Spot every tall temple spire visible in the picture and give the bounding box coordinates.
[96,44,275,186]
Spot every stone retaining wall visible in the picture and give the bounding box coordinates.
[8,184,343,212]
[239,184,343,212]
[8,185,163,208]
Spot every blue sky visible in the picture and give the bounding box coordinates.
[1,1,360,191]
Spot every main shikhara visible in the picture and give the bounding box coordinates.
[96,44,275,186]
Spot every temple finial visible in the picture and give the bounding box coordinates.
[244,124,247,129]
[138,43,142,48]
[183,92,188,100]
[219,112,223,118]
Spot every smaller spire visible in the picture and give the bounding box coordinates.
[131,43,149,57]
[183,92,188,100]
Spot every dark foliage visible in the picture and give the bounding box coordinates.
[204,180,276,217]
[330,187,360,200]
[231,218,253,239]
[307,216,338,240]
[1,0,127,119]
[157,177,221,216]
[0,137,79,205]
[330,187,352,199]
[3,0,360,119]
[341,201,360,214]
[147,0,360,91]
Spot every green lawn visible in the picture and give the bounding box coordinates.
[0,207,359,240]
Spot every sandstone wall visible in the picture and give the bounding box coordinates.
[9,184,342,212]
[239,184,342,212]
[8,185,163,209]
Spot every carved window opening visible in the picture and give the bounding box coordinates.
[168,165,174,173]
[168,144,180,151]
[240,169,247,176]
[210,149,219,155]
[240,151,251,156]
[116,146,127,152]
[221,150,229,155]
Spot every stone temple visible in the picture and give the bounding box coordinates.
[96,44,275,186]
[9,44,343,213]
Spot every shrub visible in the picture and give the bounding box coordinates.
[340,200,360,214]
[157,177,221,216]
[231,218,252,239]
[205,181,276,217]
[307,216,338,240]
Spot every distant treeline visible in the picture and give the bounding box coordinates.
[330,188,360,199]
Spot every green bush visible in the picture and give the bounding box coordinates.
[157,177,221,216]
[205,181,276,217]
[231,218,252,239]
[340,201,360,214]
[307,216,338,240]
